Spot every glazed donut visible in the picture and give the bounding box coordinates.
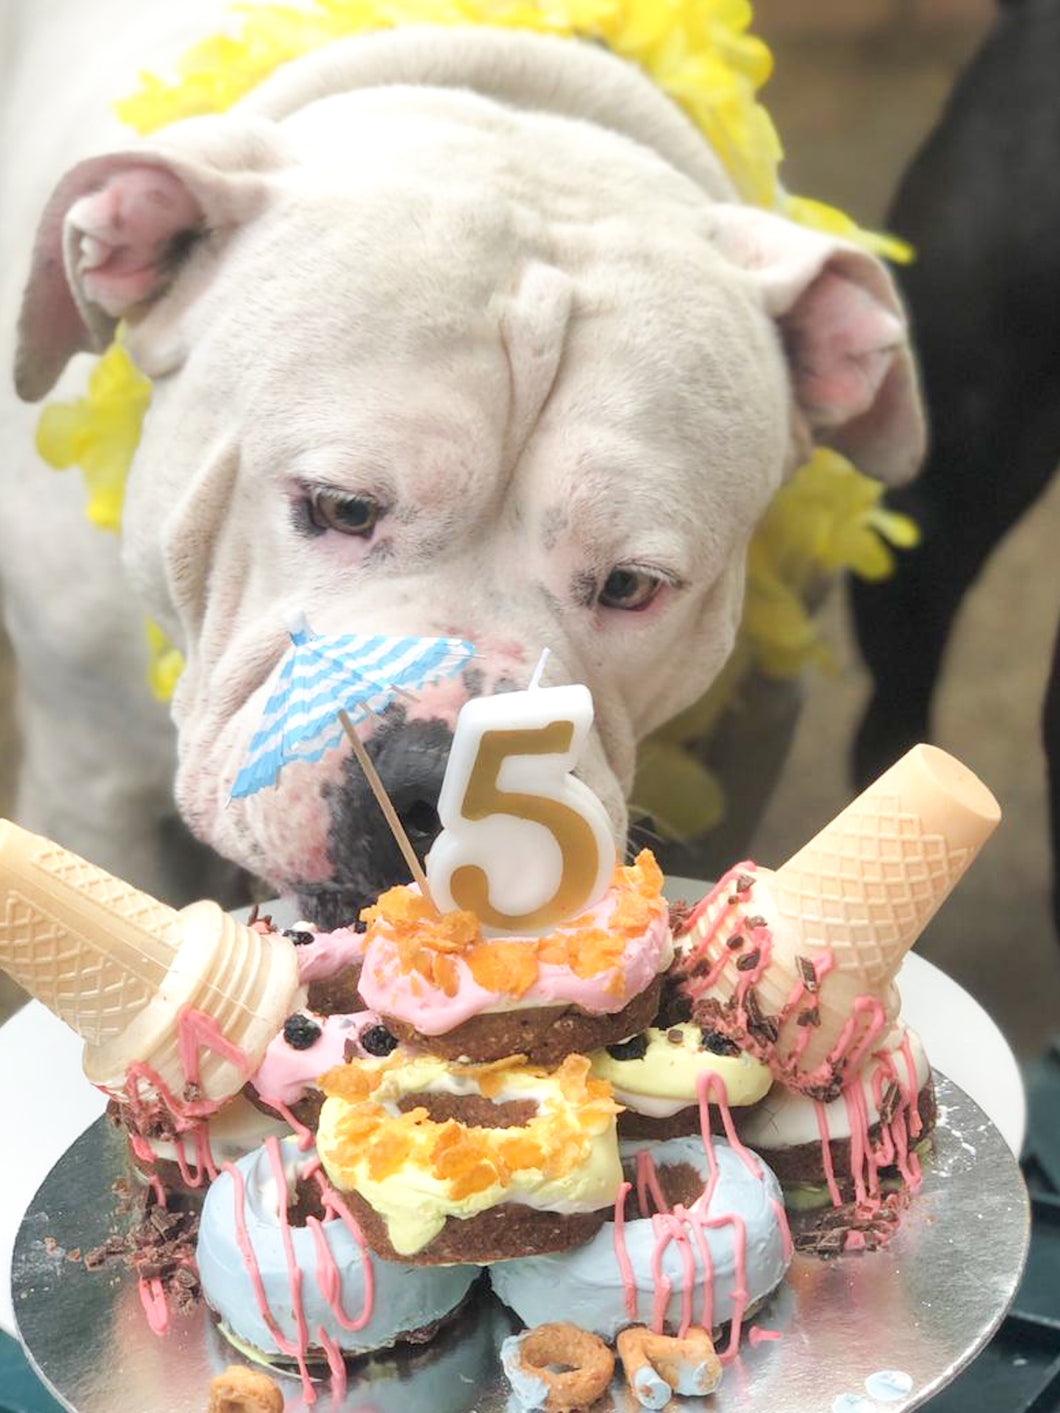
[357,851,672,1065]
[281,919,367,1015]
[590,1022,772,1139]
[315,1052,622,1262]
[246,1009,400,1132]
[489,1134,791,1348]
[197,1135,479,1399]
[735,1023,936,1209]
[501,1322,615,1412]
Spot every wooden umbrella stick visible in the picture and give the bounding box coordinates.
[338,710,438,913]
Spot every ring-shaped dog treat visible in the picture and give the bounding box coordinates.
[501,1322,615,1412]
[197,1135,479,1392]
[490,1134,791,1347]
[316,1052,622,1261]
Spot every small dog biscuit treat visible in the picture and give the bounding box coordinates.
[617,1325,722,1407]
[501,1322,614,1411]
[207,1364,284,1413]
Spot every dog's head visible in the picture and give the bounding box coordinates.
[15,36,923,923]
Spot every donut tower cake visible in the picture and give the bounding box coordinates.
[0,678,1000,1410]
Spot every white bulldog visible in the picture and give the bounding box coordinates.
[1,3,923,923]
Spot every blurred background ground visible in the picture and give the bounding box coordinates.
[1,0,1058,1056]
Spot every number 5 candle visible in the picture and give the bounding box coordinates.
[426,682,617,935]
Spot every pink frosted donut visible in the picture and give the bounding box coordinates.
[357,852,672,1062]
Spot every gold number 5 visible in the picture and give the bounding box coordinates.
[448,721,603,932]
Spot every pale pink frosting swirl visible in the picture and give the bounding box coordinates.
[293,926,366,985]
[359,890,672,1036]
[250,1011,385,1107]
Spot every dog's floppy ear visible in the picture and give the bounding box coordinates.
[710,205,925,484]
[15,117,284,401]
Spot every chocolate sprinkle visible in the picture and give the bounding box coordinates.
[667,1028,685,1045]
[284,928,316,946]
[797,1008,821,1027]
[735,873,753,893]
[726,934,745,951]
[745,915,767,929]
[797,956,819,993]
[735,949,761,972]
[744,989,780,1045]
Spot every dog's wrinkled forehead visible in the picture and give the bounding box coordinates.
[139,123,788,566]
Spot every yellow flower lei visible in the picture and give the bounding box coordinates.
[36,0,916,838]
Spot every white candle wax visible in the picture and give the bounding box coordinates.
[426,683,617,936]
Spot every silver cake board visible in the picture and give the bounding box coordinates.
[11,1073,1029,1413]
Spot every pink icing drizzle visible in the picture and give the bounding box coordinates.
[220,1141,376,1405]
[611,1181,638,1320]
[748,1326,782,1345]
[137,1277,168,1335]
[682,864,895,1099]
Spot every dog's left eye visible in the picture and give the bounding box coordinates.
[597,567,664,611]
[306,489,383,537]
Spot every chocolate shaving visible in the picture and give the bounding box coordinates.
[726,935,745,951]
[797,956,819,993]
[735,949,761,972]
[182,1082,202,1105]
[667,899,692,935]
[878,1082,901,1125]
[745,915,767,930]
[797,1008,820,1028]
[735,873,754,893]
[743,989,780,1045]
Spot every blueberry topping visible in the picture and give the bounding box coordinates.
[701,1029,741,1058]
[361,1024,399,1057]
[283,1014,322,1049]
[284,928,315,947]
[605,1033,649,1062]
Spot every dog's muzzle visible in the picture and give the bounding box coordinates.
[295,709,452,928]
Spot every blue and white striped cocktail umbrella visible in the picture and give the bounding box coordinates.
[231,621,475,800]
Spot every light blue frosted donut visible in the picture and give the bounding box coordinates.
[198,1137,479,1358]
[489,1136,789,1341]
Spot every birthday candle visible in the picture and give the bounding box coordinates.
[426,682,616,935]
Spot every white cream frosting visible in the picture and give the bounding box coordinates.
[590,1023,772,1117]
[736,1025,931,1151]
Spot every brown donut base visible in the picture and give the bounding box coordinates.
[383,976,663,1066]
[213,1274,486,1367]
[618,1105,727,1141]
[345,1193,608,1265]
[306,961,364,1016]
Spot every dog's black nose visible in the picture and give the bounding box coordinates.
[301,713,452,929]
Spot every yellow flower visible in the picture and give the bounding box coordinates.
[146,620,186,702]
[35,338,151,532]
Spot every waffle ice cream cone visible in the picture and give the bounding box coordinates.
[687,746,1000,1093]
[0,820,301,1103]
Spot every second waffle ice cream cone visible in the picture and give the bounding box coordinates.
[684,746,1000,1097]
[0,821,301,1103]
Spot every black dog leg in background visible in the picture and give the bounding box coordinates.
[849,0,1060,931]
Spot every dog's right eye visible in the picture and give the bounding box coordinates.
[305,490,383,538]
